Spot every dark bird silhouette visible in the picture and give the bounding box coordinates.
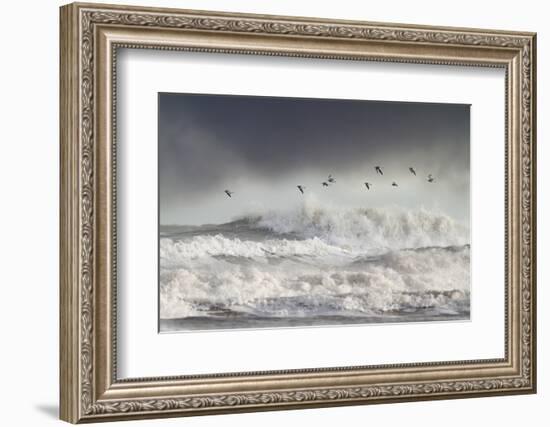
[322,182,329,187]
[409,167,417,176]
[392,182,398,187]
[375,166,383,175]
[427,174,435,183]
[364,182,372,190]
[327,174,336,184]
[224,190,234,198]
[297,185,305,194]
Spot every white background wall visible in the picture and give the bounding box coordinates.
[0,0,545,425]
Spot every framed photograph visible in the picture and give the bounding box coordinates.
[60,2,537,423]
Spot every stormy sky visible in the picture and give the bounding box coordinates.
[159,92,470,226]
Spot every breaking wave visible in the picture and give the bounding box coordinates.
[159,205,470,327]
[237,204,468,252]
[160,235,353,263]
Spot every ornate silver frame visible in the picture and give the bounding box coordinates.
[60,2,536,423]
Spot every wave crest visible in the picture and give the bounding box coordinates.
[160,235,352,263]
[239,205,468,252]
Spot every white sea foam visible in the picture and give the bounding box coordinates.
[160,244,470,319]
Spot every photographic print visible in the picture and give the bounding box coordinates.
[159,93,471,332]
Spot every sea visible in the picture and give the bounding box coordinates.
[159,204,470,332]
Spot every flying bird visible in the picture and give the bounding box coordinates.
[297,185,305,194]
[224,190,234,198]
[427,174,435,183]
[322,182,329,187]
[364,182,372,190]
[409,167,417,176]
[375,166,383,175]
[327,174,336,184]
[392,182,398,187]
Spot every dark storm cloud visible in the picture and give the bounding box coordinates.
[159,92,469,223]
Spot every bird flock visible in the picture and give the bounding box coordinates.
[224,167,436,197]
